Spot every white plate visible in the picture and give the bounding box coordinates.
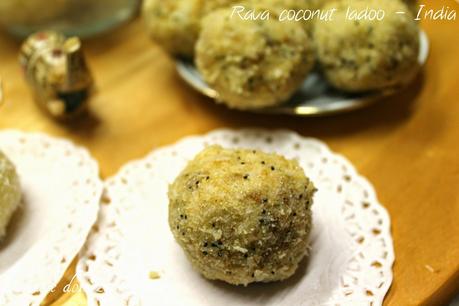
[0,130,103,306]
[78,129,394,306]
[176,31,429,116]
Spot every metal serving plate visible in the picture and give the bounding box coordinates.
[176,31,429,116]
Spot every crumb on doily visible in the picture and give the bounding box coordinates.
[424,264,436,273]
[149,271,161,280]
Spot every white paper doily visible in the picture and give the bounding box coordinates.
[0,130,103,306]
[78,129,394,306]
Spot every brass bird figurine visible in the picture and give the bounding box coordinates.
[19,31,93,119]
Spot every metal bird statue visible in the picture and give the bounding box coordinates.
[19,31,93,119]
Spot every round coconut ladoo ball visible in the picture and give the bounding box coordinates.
[0,151,21,240]
[196,5,315,109]
[314,0,420,92]
[142,0,203,57]
[168,145,315,286]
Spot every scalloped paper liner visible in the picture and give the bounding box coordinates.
[78,129,394,306]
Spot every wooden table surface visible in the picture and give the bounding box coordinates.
[0,1,458,305]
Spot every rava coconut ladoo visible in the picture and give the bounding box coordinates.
[168,145,316,286]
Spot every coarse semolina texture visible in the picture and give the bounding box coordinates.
[142,0,203,57]
[168,145,315,286]
[196,5,314,109]
[0,151,21,240]
[314,0,420,92]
